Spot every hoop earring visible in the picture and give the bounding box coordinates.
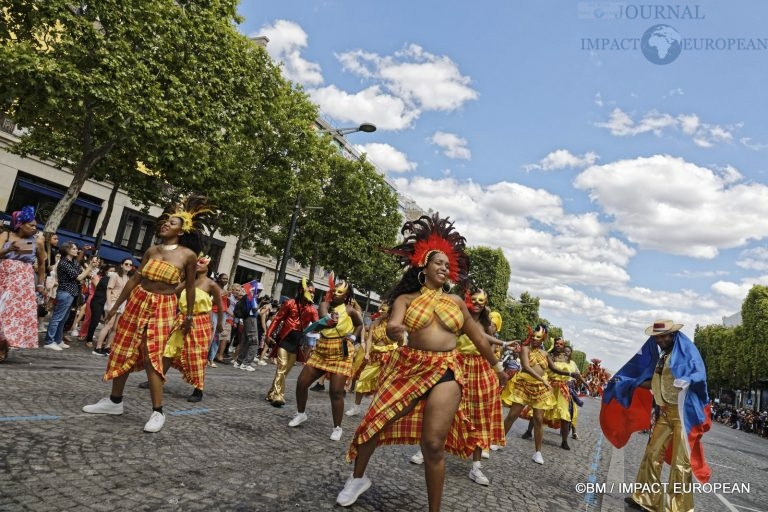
[442,282,451,293]
[417,271,426,285]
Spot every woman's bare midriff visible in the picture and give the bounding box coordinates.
[140,278,178,295]
[407,322,457,352]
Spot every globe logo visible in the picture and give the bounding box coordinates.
[641,24,682,65]
[594,8,604,19]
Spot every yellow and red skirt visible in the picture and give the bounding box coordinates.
[103,286,177,381]
[354,344,397,394]
[500,371,556,410]
[459,353,506,450]
[346,346,479,462]
[306,336,354,377]
[164,312,213,390]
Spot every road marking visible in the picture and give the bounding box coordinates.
[0,414,60,422]
[169,408,209,416]
[714,493,739,512]
[583,432,604,509]
[709,462,737,470]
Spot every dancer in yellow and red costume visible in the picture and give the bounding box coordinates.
[83,195,212,433]
[336,213,507,511]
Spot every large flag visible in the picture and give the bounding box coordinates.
[600,331,711,483]
[242,279,261,312]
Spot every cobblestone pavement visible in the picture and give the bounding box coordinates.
[2,343,764,511]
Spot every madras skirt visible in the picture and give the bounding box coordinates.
[544,379,573,428]
[458,353,506,449]
[165,312,212,390]
[354,344,397,394]
[346,346,478,462]
[103,286,177,381]
[500,371,556,410]
[306,336,354,377]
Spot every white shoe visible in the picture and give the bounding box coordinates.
[288,412,308,427]
[330,426,343,441]
[532,451,544,464]
[82,397,123,415]
[43,343,63,351]
[240,364,256,372]
[58,342,70,349]
[143,411,166,433]
[232,362,241,369]
[336,475,372,507]
[345,404,361,416]
[409,450,424,465]
[69,330,79,337]
[481,449,490,459]
[490,444,501,451]
[469,466,490,486]
[257,359,268,366]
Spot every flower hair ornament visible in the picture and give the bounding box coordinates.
[166,195,214,233]
[383,213,470,287]
[197,254,212,266]
[11,205,36,230]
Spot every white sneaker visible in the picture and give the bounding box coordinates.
[256,359,268,366]
[82,397,123,415]
[345,404,361,416]
[490,444,501,451]
[288,412,308,427]
[532,451,544,464]
[232,361,241,369]
[240,364,256,372]
[409,450,424,465]
[43,343,63,351]
[69,330,79,337]
[336,475,372,507]
[481,449,490,459]
[330,426,343,441]
[58,342,70,349]
[469,466,490,486]
[143,411,166,433]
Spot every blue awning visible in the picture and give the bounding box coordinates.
[96,244,137,265]
[16,178,102,211]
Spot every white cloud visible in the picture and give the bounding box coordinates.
[524,149,599,171]
[574,154,768,258]
[740,137,768,151]
[255,20,324,86]
[309,85,418,130]
[596,108,739,148]
[594,92,604,107]
[736,246,768,271]
[356,142,417,173]
[430,131,471,160]
[336,44,478,117]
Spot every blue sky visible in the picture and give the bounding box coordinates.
[237,1,768,370]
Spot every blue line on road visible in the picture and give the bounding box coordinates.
[169,409,209,416]
[0,415,60,422]
[584,433,605,508]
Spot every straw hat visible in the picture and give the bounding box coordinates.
[644,319,683,336]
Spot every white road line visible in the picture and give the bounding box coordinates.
[708,462,738,470]
[714,493,739,512]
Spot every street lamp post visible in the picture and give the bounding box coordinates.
[272,122,376,300]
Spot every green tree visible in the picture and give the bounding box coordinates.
[1,0,287,234]
[466,246,511,322]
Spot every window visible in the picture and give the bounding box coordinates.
[7,172,102,235]
[116,209,156,253]
[233,266,263,286]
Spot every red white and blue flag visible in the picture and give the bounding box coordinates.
[242,279,261,312]
[599,331,711,483]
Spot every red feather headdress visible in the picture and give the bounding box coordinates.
[383,213,470,286]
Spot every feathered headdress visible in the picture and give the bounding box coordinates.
[166,195,213,233]
[522,323,549,346]
[383,213,470,286]
[197,254,212,266]
[11,205,36,230]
